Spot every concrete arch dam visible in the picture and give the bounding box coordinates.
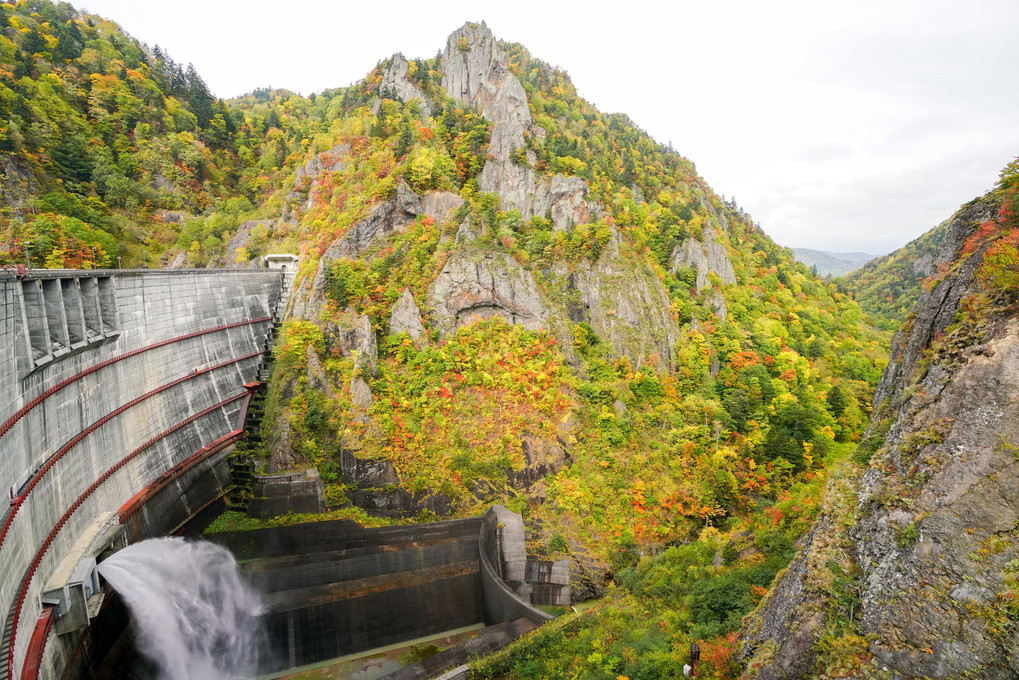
[0,269,570,680]
[0,269,287,680]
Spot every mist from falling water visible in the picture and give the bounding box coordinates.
[97,537,264,680]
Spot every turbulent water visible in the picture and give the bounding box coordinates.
[97,537,263,680]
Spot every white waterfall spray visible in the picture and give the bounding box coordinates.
[98,537,264,680]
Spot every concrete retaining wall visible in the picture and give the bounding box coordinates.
[70,508,561,677]
[0,269,284,680]
[208,517,484,671]
[478,507,554,626]
[247,469,325,518]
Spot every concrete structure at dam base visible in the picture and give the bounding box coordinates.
[208,505,569,676]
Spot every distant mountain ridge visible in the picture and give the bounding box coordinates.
[791,247,876,276]
[842,216,957,331]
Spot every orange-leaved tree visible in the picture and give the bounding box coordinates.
[978,230,1019,298]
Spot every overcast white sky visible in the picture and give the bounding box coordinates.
[80,0,1019,255]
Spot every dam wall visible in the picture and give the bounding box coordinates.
[0,269,285,680]
[0,269,565,680]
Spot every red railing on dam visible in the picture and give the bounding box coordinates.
[17,606,53,680]
[0,316,271,442]
[0,350,262,552]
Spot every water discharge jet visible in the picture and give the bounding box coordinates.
[97,537,264,680]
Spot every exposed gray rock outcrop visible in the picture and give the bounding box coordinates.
[630,184,644,206]
[305,346,333,398]
[348,313,377,376]
[557,228,679,368]
[670,238,709,284]
[323,179,422,262]
[349,377,373,422]
[389,288,425,340]
[421,190,464,225]
[442,22,540,215]
[668,224,737,290]
[704,288,727,322]
[427,249,550,335]
[166,251,187,269]
[292,179,423,323]
[349,314,377,423]
[154,209,185,224]
[912,252,935,277]
[873,199,997,408]
[740,521,829,680]
[442,22,527,133]
[544,175,598,232]
[379,53,431,117]
[441,22,604,227]
[224,219,273,267]
[698,193,730,232]
[267,421,296,473]
[852,321,1019,677]
[568,542,608,603]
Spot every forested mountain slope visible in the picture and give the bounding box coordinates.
[236,21,887,677]
[740,162,1019,679]
[0,4,898,677]
[0,0,244,267]
[248,20,887,543]
[841,219,955,331]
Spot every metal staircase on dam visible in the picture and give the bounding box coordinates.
[229,271,293,507]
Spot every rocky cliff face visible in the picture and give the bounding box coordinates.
[438,22,676,366]
[0,155,35,218]
[741,193,1019,679]
[443,22,603,231]
[427,248,551,335]
[380,53,432,117]
[872,200,997,410]
[389,288,425,340]
[443,22,537,213]
[263,21,728,527]
[556,229,680,368]
[285,21,679,369]
[669,223,738,291]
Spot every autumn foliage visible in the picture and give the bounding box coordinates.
[977,230,1019,297]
